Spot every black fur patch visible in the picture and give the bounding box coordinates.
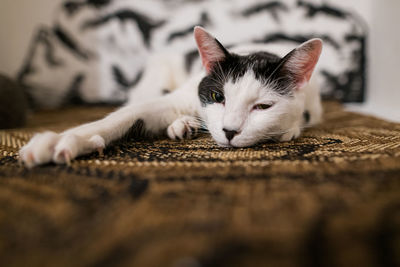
[126,119,146,139]
[114,119,148,144]
[198,51,295,106]
[252,26,366,103]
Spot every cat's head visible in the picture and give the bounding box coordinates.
[194,26,322,147]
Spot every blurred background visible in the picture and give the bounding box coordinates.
[0,0,399,123]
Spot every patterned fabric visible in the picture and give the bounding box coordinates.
[18,0,367,107]
[0,102,399,266]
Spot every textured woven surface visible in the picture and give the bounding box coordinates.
[0,102,399,267]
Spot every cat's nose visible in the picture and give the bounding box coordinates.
[223,128,238,141]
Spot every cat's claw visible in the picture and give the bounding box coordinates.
[19,132,106,167]
[53,134,80,164]
[90,135,106,154]
[167,116,199,141]
[54,149,72,165]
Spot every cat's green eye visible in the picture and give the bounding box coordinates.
[253,103,273,110]
[211,91,225,103]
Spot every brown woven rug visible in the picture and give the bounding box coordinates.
[0,102,399,267]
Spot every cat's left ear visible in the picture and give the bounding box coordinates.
[194,26,230,74]
[277,39,323,90]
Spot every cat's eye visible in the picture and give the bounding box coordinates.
[211,91,225,103]
[253,103,273,110]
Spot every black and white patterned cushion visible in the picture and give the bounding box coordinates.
[18,0,368,107]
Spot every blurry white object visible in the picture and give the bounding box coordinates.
[1,0,369,108]
[346,0,400,122]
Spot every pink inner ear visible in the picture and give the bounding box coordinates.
[194,27,226,73]
[289,39,323,89]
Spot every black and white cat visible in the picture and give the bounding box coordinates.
[19,27,323,168]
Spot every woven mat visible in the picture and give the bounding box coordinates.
[0,102,399,267]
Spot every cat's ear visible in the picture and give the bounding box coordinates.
[276,38,323,90]
[194,26,230,74]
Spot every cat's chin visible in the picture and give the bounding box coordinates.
[216,142,232,148]
[215,140,241,148]
[216,140,257,148]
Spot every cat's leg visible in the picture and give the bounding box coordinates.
[303,77,323,126]
[279,106,303,142]
[279,78,322,142]
[19,132,63,167]
[20,104,141,167]
[127,53,188,105]
[165,74,205,140]
[19,88,200,167]
[167,115,201,140]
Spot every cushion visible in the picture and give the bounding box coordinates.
[0,102,399,266]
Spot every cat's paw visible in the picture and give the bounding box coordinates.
[19,132,105,168]
[52,134,105,165]
[280,127,301,142]
[167,116,200,140]
[19,131,61,168]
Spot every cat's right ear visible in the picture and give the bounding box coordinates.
[194,26,230,74]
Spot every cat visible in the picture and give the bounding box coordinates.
[19,26,323,168]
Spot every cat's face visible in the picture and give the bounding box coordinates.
[199,68,302,147]
[194,27,322,147]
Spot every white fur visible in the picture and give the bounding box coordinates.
[19,35,322,167]
[203,70,308,147]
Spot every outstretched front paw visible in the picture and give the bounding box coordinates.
[19,132,105,168]
[167,116,200,140]
[19,131,60,168]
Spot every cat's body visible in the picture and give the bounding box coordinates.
[19,27,323,167]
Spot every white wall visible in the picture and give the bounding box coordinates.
[346,0,400,122]
[369,0,400,109]
[0,0,61,76]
